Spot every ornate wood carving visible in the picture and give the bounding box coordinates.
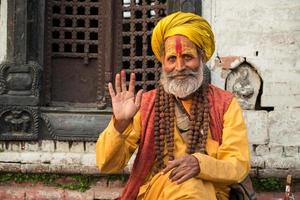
[0,62,41,105]
[0,106,39,140]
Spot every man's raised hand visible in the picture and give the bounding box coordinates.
[108,70,143,133]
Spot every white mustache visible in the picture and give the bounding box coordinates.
[166,69,199,78]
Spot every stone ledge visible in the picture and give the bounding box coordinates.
[0,183,299,200]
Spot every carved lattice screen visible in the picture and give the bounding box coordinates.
[45,0,104,106]
[122,0,167,91]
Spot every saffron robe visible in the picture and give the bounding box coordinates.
[96,85,250,200]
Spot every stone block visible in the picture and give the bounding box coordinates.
[80,166,99,174]
[0,152,21,162]
[81,153,96,166]
[265,157,300,169]
[41,140,55,152]
[243,111,269,144]
[51,152,82,165]
[24,141,39,151]
[9,141,21,152]
[0,163,21,172]
[255,145,269,156]
[64,190,94,200]
[269,146,283,156]
[85,142,96,153]
[0,186,25,200]
[269,110,300,146]
[21,163,50,173]
[20,152,42,164]
[251,156,265,168]
[25,187,64,200]
[55,141,69,152]
[70,142,84,153]
[284,146,299,157]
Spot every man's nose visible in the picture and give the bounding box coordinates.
[175,57,185,71]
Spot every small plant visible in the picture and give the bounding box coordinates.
[252,177,285,192]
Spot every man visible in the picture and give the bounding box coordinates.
[96,12,250,200]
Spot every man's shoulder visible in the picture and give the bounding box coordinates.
[208,84,234,106]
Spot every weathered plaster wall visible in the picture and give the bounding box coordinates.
[203,0,300,108]
[202,0,300,177]
[0,0,7,62]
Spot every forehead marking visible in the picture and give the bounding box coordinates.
[175,36,182,55]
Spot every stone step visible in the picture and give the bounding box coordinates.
[0,183,299,200]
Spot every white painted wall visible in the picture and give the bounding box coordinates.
[0,0,7,62]
[203,0,300,108]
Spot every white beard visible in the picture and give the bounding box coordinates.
[160,64,204,98]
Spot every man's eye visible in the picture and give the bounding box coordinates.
[168,56,176,62]
[183,55,192,60]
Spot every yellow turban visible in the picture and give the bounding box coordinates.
[151,11,215,62]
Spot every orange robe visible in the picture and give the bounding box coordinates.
[96,96,250,200]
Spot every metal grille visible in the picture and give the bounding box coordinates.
[122,0,167,91]
[49,0,101,63]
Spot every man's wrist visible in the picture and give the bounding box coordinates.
[114,118,131,133]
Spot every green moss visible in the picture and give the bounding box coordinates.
[0,173,99,192]
[252,177,285,192]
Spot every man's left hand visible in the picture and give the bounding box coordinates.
[162,155,200,184]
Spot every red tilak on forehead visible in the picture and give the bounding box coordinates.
[175,36,182,55]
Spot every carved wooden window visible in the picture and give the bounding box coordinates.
[122,0,167,91]
[45,0,105,107]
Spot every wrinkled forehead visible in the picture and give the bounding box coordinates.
[164,35,198,55]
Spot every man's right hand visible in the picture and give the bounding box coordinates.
[108,70,143,133]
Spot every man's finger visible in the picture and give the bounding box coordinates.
[162,160,180,174]
[170,168,187,182]
[121,70,127,92]
[108,83,115,97]
[115,73,121,93]
[128,73,136,93]
[176,173,193,184]
[135,89,143,107]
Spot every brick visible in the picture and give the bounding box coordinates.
[269,146,283,156]
[41,140,55,152]
[251,156,265,168]
[284,146,299,157]
[243,111,269,145]
[85,142,96,153]
[94,187,123,200]
[255,145,269,156]
[25,186,64,200]
[64,190,94,200]
[70,142,84,153]
[269,110,300,146]
[0,186,25,200]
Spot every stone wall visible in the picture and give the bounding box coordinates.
[201,0,300,178]
[0,0,7,62]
